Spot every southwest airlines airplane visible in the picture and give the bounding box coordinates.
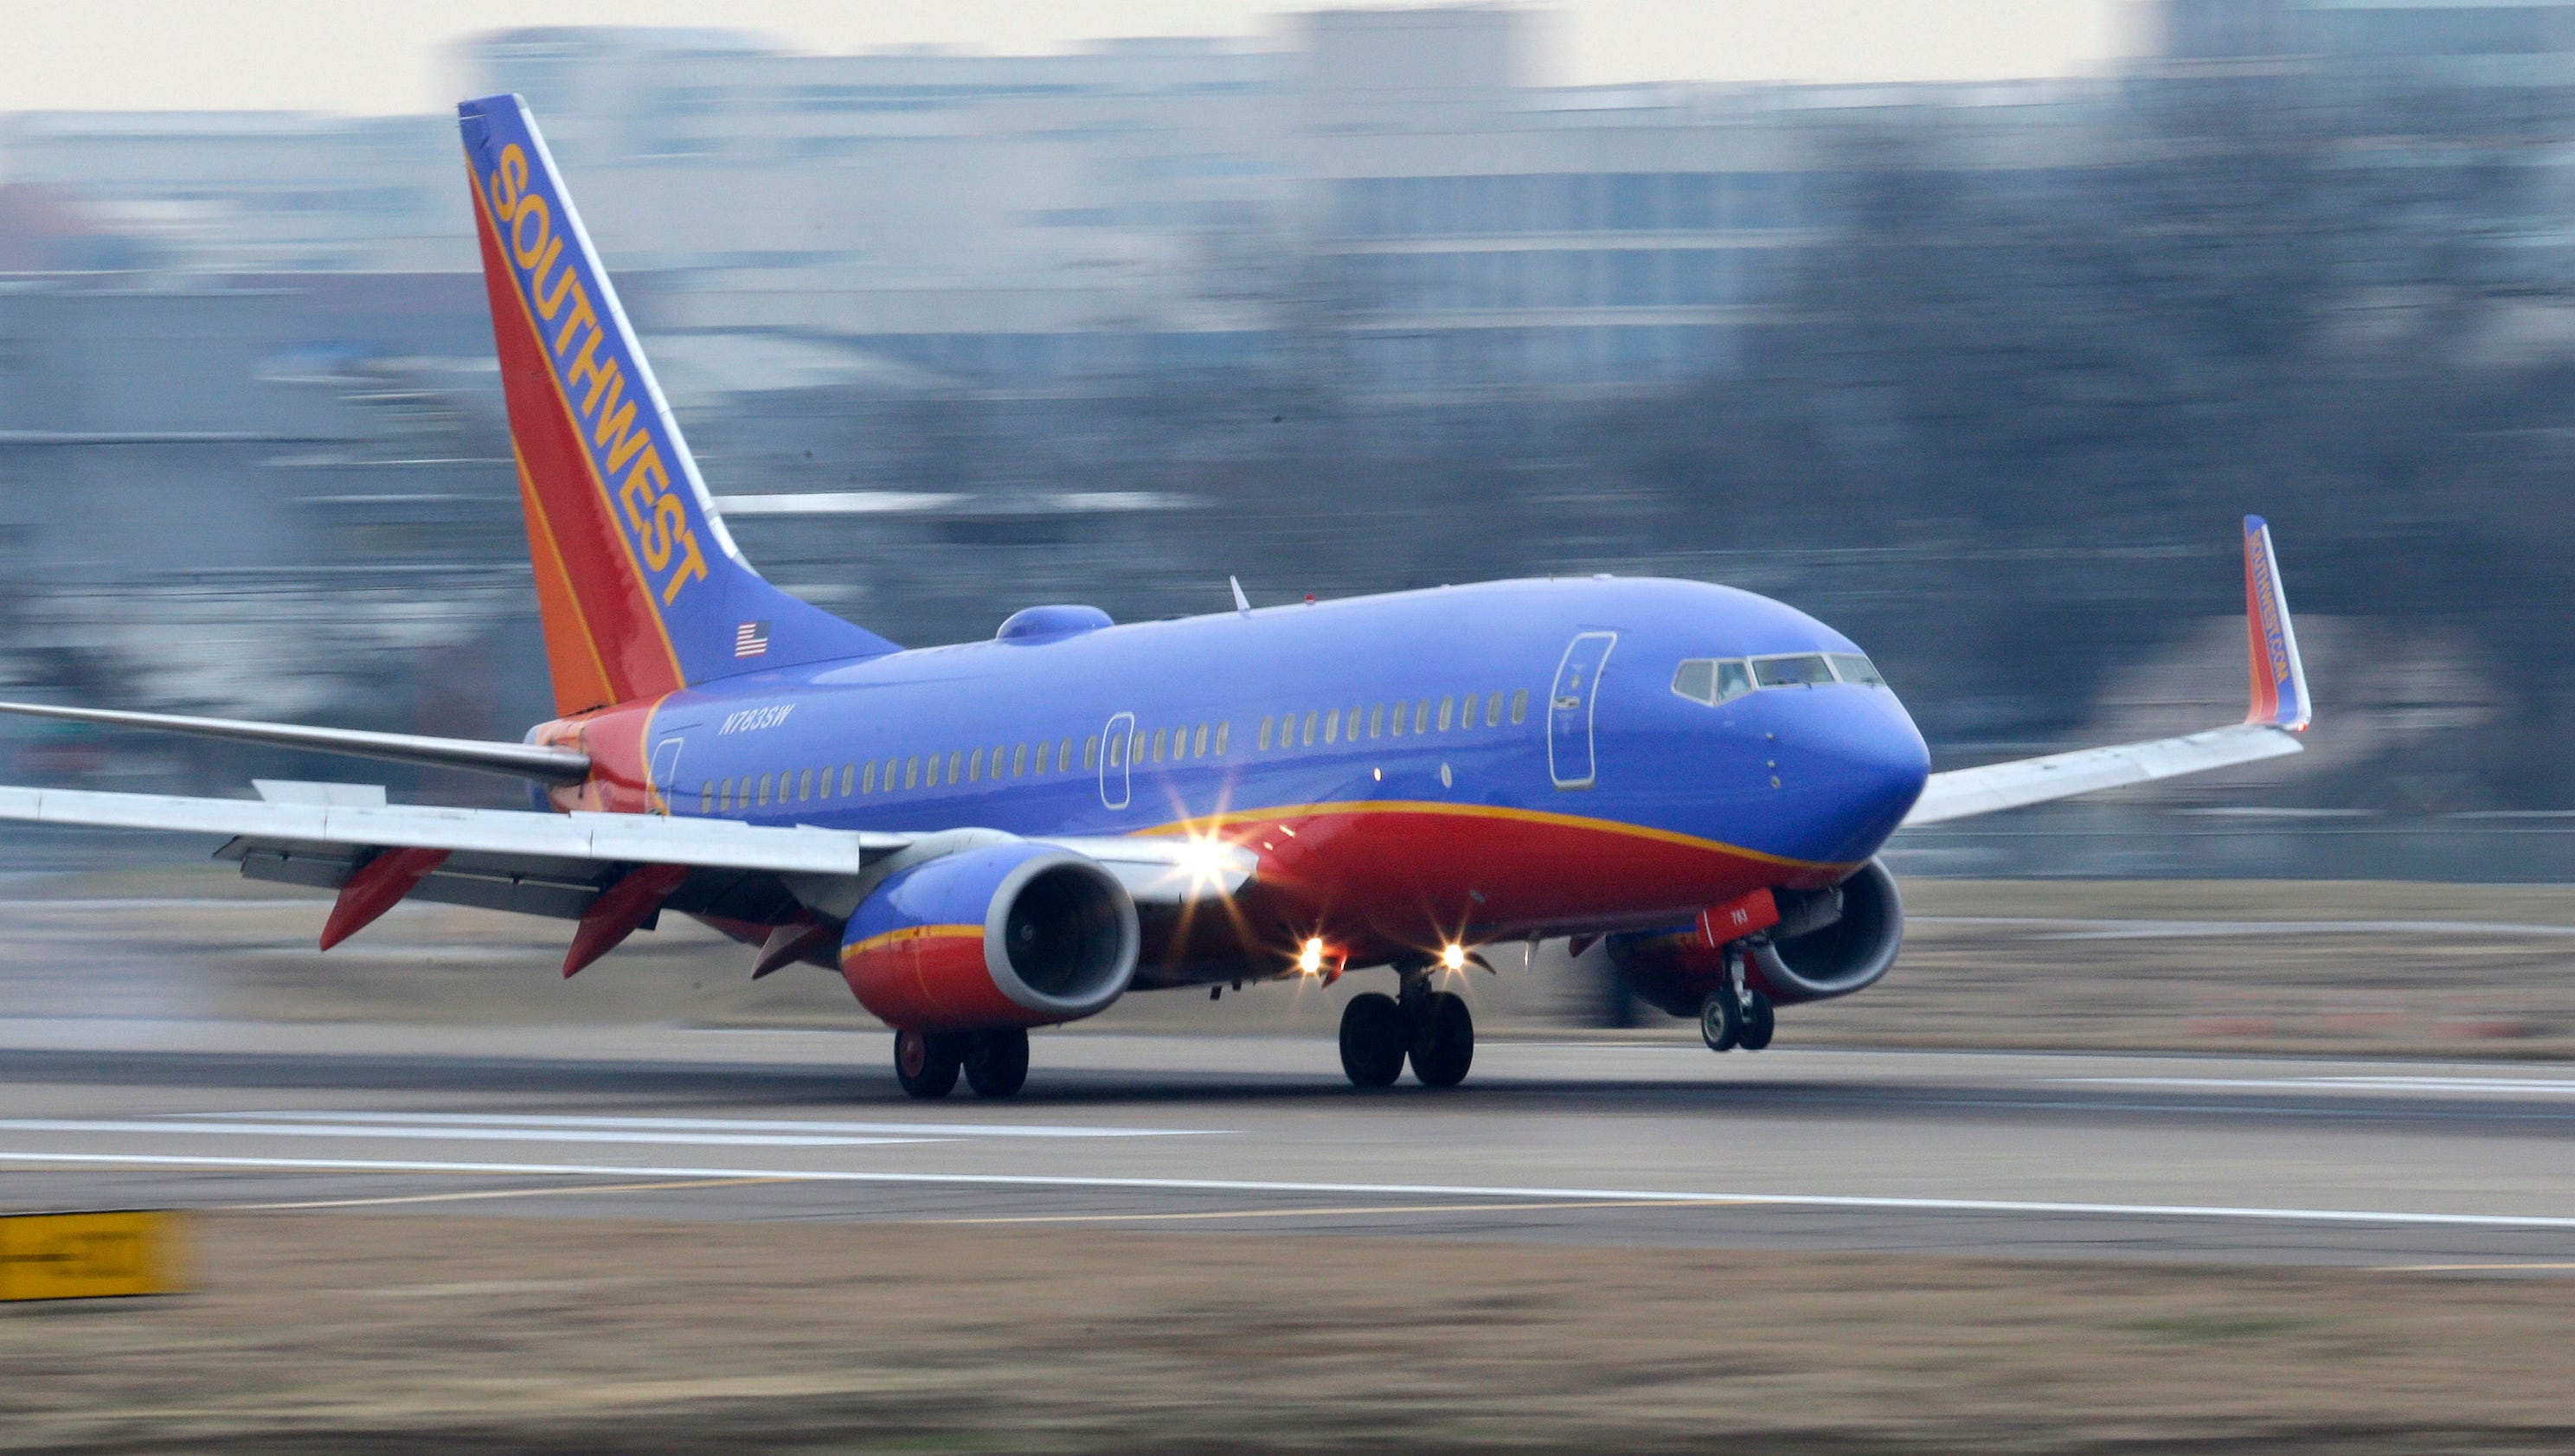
[0,97,2313,1099]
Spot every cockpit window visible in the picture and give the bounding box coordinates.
[1672,657,1755,706]
[1828,653,1885,687]
[1750,654,1835,689]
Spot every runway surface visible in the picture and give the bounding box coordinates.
[3,1017,2574,1270]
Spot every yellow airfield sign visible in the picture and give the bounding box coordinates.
[0,1209,189,1301]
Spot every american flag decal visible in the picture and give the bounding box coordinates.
[734,620,771,657]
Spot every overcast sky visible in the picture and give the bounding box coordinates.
[0,1,2140,115]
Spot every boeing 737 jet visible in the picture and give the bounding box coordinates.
[0,96,2313,1098]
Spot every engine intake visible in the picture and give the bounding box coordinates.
[1747,859,1904,1003]
[1606,859,1906,1013]
[842,843,1139,1031]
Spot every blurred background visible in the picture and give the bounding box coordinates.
[0,0,2567,880]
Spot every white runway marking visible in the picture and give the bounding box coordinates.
[2069,1076,2575,1096]
[196,1111,1222,1139]
[0,1119,941,1148]
[3,1151,2573,1230]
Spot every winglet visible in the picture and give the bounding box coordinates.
[2241,515,2310,732]
[1229,575,1251,618]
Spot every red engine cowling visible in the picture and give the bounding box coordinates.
[1608,859,1906,1012]
[841,843,1140,1032]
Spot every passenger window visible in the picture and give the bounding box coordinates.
[1414,699,1430,733]
[1753,654,1834,689]
[1323,711,1339,745]
[1347,706,1363,741]
[1389,703,1407,738]
[1829,653,1886,687]
[1511,689,1528,724]
[1151,728,1165,763]
[1037,741,1053,774]
[1486,692,1504,726]
[903,757,920,789]
[1302,711,1318,746]
[1083,735,1099,769]
[1193,723,1210,757]
[1108,735,1125,768]
[969,749,983,784]
[1258,715,1274,750]
[798,767,812,801]
[1438,696,1454,731]
[1012,743,1027,777]
[948,751,964,783]
[1369,705,1384,739]
[699,781,713,813]
[717,781,731,812]
[758,773,773,806]
[1214,722,1230,755]
[862,762,876,794]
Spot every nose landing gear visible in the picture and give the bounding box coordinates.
[1700,950,1775,1054]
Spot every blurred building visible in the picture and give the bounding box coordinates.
[2,6,2572,872]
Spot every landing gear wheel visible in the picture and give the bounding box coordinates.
[1699,989,1743,1053]
[1737,991,1776,1051]
[1409,991,1475,1088]
[1339,992,1408,1088]
[963,1028,1031,1099]
[895,1029,963,1100]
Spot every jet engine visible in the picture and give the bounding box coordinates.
[841,843,1140,1032]
[1744,859,1904,1004]
[1606,859,1906,1012]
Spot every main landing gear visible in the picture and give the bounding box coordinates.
[894,1028,1030,1100]
[1339,965,1476,1089]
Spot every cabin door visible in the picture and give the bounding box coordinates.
[647,733,687,816]
[1547,632,1616,790]
[1099,711,1134,811]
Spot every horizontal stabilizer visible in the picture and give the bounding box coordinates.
[0,700,591,784]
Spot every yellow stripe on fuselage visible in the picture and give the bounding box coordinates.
[1133,799,1846,874]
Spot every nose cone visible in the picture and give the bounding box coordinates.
[1769,684,1931,865]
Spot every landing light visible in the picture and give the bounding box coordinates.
[1440,943,1467,972]
[1298,937,1326,975]
[1174,832,1234,889]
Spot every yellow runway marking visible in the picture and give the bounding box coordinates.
[932,1197,1760,1226]
[224,1177,795,1210]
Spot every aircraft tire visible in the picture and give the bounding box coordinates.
[1409,991,1474,1088]
[963,1028,1031,1099]
[1699,990,1742,1053]
[1339,993,1408,1088]
[1737,991,1776,1051]
[896,1029,964,1099]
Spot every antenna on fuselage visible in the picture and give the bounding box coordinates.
[1229,575,1251,618]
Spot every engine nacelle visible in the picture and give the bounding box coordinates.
[1607,859,1906,1012]
[841,843,1140,1032]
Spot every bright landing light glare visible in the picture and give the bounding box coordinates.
[1441,943,1467,972]
[1299,937,1326,974]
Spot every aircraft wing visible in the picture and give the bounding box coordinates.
[0,782,1253,975]
[1901,516,2311,828]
